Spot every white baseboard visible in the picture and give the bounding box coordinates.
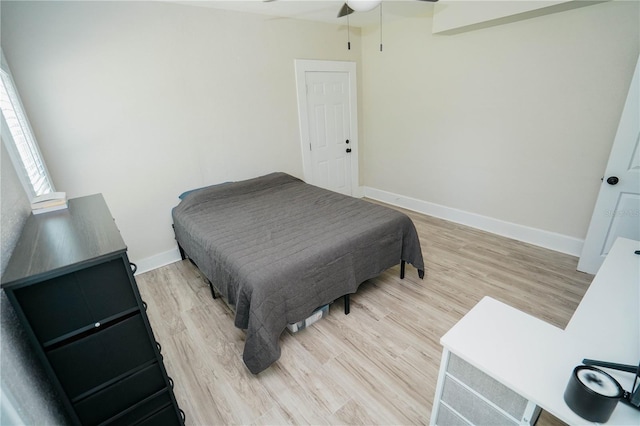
[363,186,584,256]
[133,248,182,275]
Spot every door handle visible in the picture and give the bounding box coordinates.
[606,176,619,185]
[346,148,352,153]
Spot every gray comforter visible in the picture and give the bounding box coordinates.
[172,173,424,374]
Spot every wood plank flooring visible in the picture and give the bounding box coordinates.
[136,202,593,425]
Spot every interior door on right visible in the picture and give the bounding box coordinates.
[578,56,640,274]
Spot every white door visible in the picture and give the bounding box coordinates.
[306,71,352,195]
[578,56,640,274]
[295,60,359,196]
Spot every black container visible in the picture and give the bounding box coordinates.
[564,365,624,423]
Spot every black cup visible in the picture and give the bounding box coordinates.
[564,365,624,423]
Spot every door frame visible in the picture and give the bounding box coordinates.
[294,59,360,196]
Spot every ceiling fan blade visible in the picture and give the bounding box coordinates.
[337,3,355,18]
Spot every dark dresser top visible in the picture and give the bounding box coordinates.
[1,194,127,288]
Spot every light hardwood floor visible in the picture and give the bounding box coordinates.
[136,202,593,425]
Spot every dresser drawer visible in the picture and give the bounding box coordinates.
[47,314,155,399]
[14,259,138,344]
[106,390,178,426]
[73,362,166,425]
[136,405,183,426]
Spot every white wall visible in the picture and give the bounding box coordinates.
[2,0,639,264]
[1,141,67,425]
[0,141,30,273]
[360,1,639,242]
[0,1,362,266]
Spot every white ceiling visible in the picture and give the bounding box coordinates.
[169,0,437,27]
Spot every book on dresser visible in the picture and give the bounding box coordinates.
[1,193,185,426]
[31,191,68,214]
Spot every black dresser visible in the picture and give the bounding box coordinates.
[1,194,184,425]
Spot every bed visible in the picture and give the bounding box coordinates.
[171,172,424,374]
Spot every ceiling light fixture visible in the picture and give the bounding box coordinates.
[338,0,438,18]
[345,0,382,13]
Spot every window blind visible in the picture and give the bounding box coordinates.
[0,58,54,198]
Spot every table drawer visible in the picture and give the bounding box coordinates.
[441,375,518,426]
[447,353,528,419]
[435,403,471,426]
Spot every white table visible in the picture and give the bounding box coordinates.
[431,237,640,425]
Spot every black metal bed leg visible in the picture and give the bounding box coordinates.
[418,269,425,279]
[172,225,187,261]
[400,260,405,279]
[344,294,350,315]
[207,279,217,299]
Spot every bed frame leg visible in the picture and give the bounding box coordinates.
[172,224,187,261]
[344,294,350,315]
[401,261,425,280]
[207,280,217,299]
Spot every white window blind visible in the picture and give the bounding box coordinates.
[0,52,54,198]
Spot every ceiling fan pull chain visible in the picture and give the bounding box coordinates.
[347,15,351,50]
[379,1,383,52]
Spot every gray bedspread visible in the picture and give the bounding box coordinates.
[172,172,424,374]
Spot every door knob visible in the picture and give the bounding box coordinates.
[606,176,619,185]
[346,148,352,153]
